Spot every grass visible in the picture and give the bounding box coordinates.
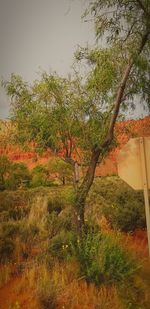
[22,260,123,309]
[0,178,150,308]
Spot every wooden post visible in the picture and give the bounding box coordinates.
[140,137,150,256]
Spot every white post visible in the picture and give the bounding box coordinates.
[140,137,150,257]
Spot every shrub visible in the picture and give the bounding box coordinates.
[0,221,21,262]
[30,164,52,187]
[6,162,31,190]
[48,230,76,261]
[0,237,15,262]
[47,157,74,185]
[0,158,31,190]
[71,228,137,285]
[0,219,39,262]
[26,264,61,309]
[71,228,103,284]
[88,177,146,232]
[100,234,136,284]
[47,197,63,214]
[0,190,31,222]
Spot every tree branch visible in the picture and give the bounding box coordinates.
[102,29,150,148]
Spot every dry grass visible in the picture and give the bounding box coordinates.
[21,260,122,309]
[123,229,149,258]
[58,280,122,309]
[0,264,12,287]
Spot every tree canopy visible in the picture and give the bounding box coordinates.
[2,0,150,229]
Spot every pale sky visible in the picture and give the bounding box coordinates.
[0,0,94,118]
[0,0,149,119]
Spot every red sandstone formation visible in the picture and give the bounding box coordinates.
[0,116,150,175]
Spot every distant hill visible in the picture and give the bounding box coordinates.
[0,116,150,176]
[96,115,150,176]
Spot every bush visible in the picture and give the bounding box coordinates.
[0,156,31,191]
[48,230,76,261]
[6,162,31,190]
[71,228,103,284]
[0,190,31,223]
[101,234,136,284]
[0,221,20,262]
[30,164,52,188]
[88,177,146,232]
[0,237,15,262]
[0,219,39,262]
[47,157,74,185]
[71,228,136,285]
[47,197,63,214]
[28,264,61,309]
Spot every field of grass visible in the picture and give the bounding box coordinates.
[0,177,149,309]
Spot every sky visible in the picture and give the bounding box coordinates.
[0,0,149,119]
[0,0,94,118]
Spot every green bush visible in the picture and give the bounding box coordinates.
[71,228,103,284]
[0,156,31,191]
[101,234,136,284]
[47,157,74,185]
[89,177,146,232]
[0,219,39,262]
[48,230,76,261]
[30,165,52,188]
[0,221,20,262]
[6,162,31,190]
[71,228,136,285]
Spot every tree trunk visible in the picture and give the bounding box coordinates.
[75,29,150,234]
[75,148,101,231]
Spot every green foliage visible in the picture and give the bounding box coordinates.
[71,228,136,285]
[0,219,39,262]
[0,221,20,262]
[88,177,146,232]
[6,162,31,190]
[71,228,103,284]
[0,156,31,191]
[30,164,52,187]
[48,230,76,261]
[47,158,74,185]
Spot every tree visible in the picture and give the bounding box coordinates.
[47,157,74,185]
[3,0,150,232]
[74,0,150,230]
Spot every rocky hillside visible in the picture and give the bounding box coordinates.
[0,116,150,175]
